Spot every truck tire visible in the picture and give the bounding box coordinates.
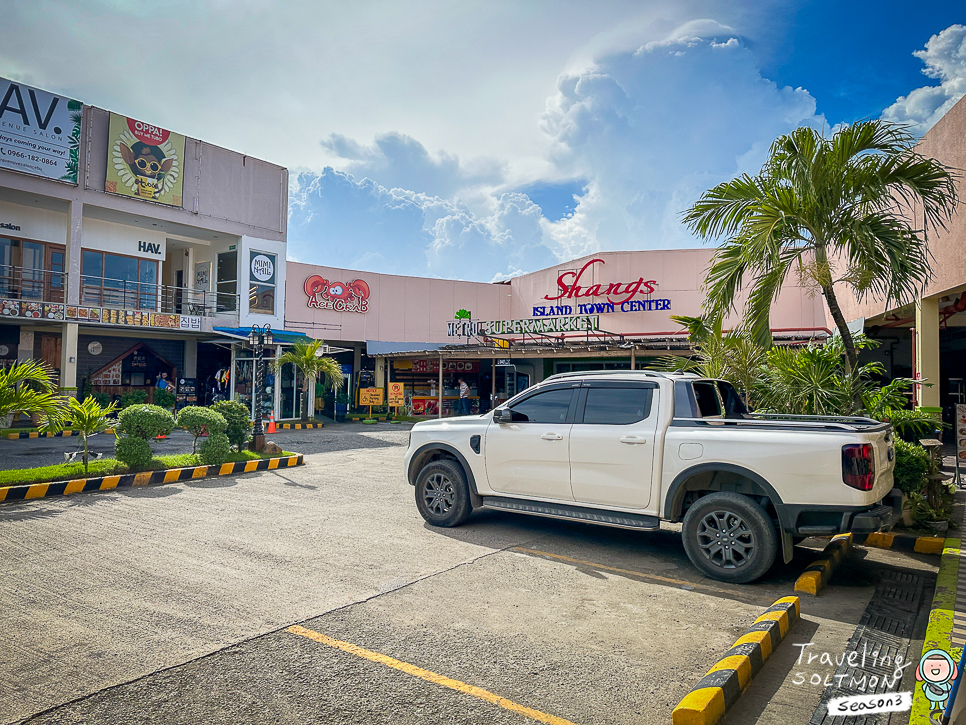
[682,492,777,584]
[414,459,472,528]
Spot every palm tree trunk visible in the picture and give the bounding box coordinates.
[300,378,309,422]
[820,283,857,376]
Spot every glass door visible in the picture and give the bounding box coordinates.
[21,241,44,300]
[46,246,64,303]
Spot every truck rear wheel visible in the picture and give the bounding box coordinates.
[682,492,777,584]
[414,459,472,528]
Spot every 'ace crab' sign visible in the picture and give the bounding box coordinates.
[304,275,371,313]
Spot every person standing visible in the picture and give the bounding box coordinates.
[457,377,470,415]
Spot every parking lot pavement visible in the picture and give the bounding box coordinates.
[0,433,935,724]
[0,421,413,470]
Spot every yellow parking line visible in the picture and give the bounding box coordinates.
[286,625,579,725]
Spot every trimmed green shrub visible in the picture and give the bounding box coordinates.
[198,433,231,465]
[178,406,227,453]
[118,390,148,408]
[212,400,252,451]
[116,404,174,439]
[893,438,929,494]
[154,388,176,409]
[93,392,112,408]
[114,436,153,471]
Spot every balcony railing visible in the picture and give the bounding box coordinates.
[0,265,238,317]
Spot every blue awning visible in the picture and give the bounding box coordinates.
[213,327,311,344]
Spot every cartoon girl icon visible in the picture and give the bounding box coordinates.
[918,649,959,713]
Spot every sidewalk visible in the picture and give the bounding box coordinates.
[909,481,966,723]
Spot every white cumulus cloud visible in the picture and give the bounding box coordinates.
[883,24,966,135]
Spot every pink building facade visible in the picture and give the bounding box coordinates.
[286,249,830,415]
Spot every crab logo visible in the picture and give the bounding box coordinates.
[304,275,370,313]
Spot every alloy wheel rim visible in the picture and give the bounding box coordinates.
[423,473,455,515]
[696,510,755,569]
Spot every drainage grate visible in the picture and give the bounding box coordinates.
[809,566,933,725]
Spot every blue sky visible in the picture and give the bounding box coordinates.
[1,1,964,282]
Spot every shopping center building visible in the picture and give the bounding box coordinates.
[0,76,294,419]
[285,250,829,415]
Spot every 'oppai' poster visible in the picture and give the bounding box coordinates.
[105,113,185,207]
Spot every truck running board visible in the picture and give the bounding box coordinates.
[480,497,660,531]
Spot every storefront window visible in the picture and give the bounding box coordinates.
[82,251,158,310]
[233,347,276,421]
[216,251,237,312]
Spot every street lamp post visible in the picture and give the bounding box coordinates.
[248,323,273,452]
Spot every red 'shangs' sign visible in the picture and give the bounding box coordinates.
[544,258,657,305]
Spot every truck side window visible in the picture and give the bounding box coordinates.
[509,389,573,423]
[582,387,653,425]
[692,382,722,418]
[717,381,748,416]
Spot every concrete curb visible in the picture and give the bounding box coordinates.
[858,531,945,555]
[794,533,853,596]
[0,454,304,504]
[672,596,800,725]
[5,428,115,440]
[279,423,324,429]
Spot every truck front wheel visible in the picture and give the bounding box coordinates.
[414,459,472,528]
[682,492,777,584]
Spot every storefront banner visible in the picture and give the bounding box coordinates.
[105,113,185,207]
[0,298,200,330]
[447,315,599,337]
[0,77,83,183]
[957,404,966,462]
[411,360,480,374]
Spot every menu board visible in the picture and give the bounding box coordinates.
[176,377,198,410]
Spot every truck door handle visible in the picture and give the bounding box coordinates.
[619,436,646,444]
[541,433,563,440]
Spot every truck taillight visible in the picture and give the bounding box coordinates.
[842,444,875,491]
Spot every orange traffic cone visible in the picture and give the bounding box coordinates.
[267,410,277,434]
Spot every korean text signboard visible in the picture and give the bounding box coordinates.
[105,113,185,207]
[0,77,83,184]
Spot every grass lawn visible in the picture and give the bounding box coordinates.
[0,449,297,488]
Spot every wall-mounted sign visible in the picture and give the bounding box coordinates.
[544,258,658,304]
[0,223,21,231]
[251,253,275,282]
[447,315,599,337]
[533,299,670,316]
[87,341,103,355]
[0,296,202,330]
[194,262,211,292]
[411,360,480,374]
[0,77,83,184]
[304,275,370,313]
[137,240,162,256]
[105,113,185,206]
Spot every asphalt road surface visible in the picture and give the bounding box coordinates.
[0,423,938,724]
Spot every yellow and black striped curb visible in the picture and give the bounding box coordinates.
[794,533,852,596]
[672,596,800,725]
[5,428,116,440]
[279,423,324,429]
[0,454,304,504]
[857,530,944,555]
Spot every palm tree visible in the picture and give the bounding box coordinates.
[275,340,345,422]
[683,120,959,374]
[0,360,67,428]
[60,396,117,474]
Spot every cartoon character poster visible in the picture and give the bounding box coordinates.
[104,113,184,207]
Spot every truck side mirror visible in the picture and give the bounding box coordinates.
[493,408,512,424]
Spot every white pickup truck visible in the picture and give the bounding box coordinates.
[404,370,898,583]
